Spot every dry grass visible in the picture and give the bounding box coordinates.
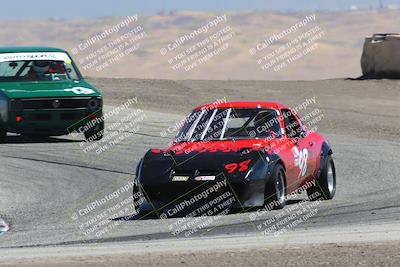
[1,9,399,80]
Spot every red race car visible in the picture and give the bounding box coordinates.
[134,102,336,217]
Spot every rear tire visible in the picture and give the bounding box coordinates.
[307,155,336,201]
[264,164,287,210]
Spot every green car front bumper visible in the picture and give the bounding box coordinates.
[4,97,102,136]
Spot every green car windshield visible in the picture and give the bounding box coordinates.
[0,53,80,82]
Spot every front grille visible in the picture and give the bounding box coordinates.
[23,112,89,121]
[25,113,51,121]
[60,113,83,120]
[10,98,96,111]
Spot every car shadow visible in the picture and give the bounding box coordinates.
[4,134,82,144]
[111,198,306,221]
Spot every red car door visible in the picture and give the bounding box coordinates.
[281,109,317,190]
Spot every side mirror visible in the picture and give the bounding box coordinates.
[299,130,307,138]
[290,129,306,143]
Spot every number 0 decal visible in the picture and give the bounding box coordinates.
[64,87,95,95]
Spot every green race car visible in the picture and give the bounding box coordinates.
[0,47,103,143]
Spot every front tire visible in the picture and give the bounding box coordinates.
[264,164,287,210]
[307,155,336,201]
[0,126,6,143]
[84,121,104,141]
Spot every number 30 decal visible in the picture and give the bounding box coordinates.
[293,147,308,177]
[225,159,252,174]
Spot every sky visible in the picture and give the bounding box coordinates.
[2,0,399,19]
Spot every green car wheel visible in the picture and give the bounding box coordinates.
[84,121,104,141]
[0,126,6,143]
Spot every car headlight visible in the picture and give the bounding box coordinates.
[88,97,102,111]
[10,99,23,114]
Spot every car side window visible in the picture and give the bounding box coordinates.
[282,109,304,139]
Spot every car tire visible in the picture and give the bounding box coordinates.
[84,121,104,141]
[0,126,6,143]
[307,155,336,201]
[264,164,287,210]
[133,187,141,211]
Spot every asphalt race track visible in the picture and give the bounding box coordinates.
[0,78,399,266]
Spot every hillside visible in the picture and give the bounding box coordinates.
[1,9,400,80]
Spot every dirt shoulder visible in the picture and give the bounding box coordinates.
[88,77,400,141]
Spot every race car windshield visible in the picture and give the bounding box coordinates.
[175,108,282,142]
[0,60,80,82]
